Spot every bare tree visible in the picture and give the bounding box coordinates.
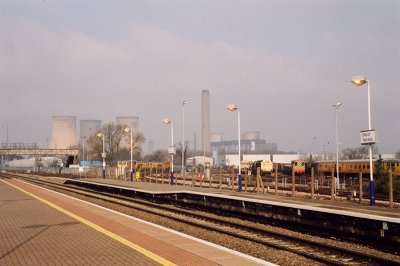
[142,149,169,162]
[86,123,145,164]
[341,146,379,160]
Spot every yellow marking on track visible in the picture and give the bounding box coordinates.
[1,180,176,266]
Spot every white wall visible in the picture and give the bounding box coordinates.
[225,154,240,167]
[271,154,300,164]
[243,154,271,161]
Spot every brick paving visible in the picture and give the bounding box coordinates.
[0,181,161,266]
[0,178,268,266]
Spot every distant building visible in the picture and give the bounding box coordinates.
[211,139,271,154]
[210,131,277,155]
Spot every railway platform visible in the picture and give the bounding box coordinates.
[76,177,400,219]
[0,178,273,266]
[61,177,400,248]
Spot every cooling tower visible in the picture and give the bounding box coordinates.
[116,116,139,149]
[210,132,223,143]
[80,120,101,143]
[116,116,139,133]
[242,131,260,140]
[49,116,78,149]
[202,90,210,155]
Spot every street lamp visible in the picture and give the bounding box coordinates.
[351,75,374,206]
[182,100,187,178]
[124,127,133,181]
[162,118,175,185]
[97,133,106,178]
[331,102,342,190]
[226,104,242,192]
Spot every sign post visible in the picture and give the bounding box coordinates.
[360,129,379,206]
[360,129,378,145]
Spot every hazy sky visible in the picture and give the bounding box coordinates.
[1,0,399,154]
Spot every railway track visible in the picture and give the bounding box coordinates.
[2,172,399,265]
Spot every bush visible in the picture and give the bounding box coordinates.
[375,174,400,196]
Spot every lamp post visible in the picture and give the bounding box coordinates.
[124,127,133,181]
[162,118,175,185]
[97,133,106,178]
[331,102,342,190]
[351,75,374,206]
[182,100,187,178]
[226,104,242,192]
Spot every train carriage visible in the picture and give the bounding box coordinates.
[250,160,274,176]
[315,159,400,177]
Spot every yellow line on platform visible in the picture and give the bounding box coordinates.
[1,180,177,266]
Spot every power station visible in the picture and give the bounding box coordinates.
[79,120,101,143]
[49,116,78,149]
[202,90,210,155]
[116,116,139,133]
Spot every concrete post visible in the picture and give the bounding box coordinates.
[200,170,203,188]
[219,169,222,190]
[183,168,185,187]
[292,167,295,197]
[274,166,278,195]
[231,168,235,191]
[331,168,335,200]
[209,171,211,189]
[311,167,315,199]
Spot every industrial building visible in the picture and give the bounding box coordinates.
[210,131,277,154]
[210,131,278,165]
